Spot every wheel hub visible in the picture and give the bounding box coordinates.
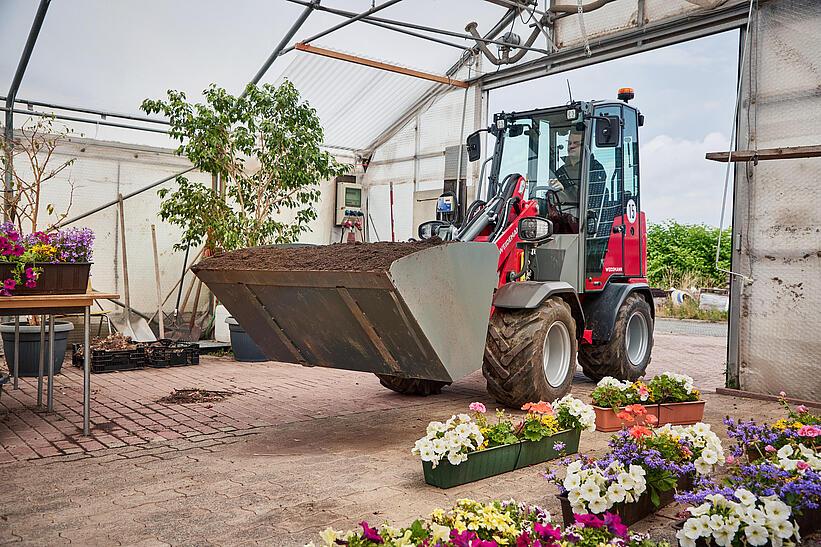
[542,321,571,388]
[626,311,649,367]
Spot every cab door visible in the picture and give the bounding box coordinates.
[621,107,643,278]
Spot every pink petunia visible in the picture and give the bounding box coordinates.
[765,445,776,453]
[726,455,736,465]
[796,460,810,471]
[359,521,383,544]
[24,280,36,289]
[797,405,809,414]
[798,425,821,438]
[3,278,16,291]
[469,402,486,414]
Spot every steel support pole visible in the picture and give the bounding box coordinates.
[281,0,406,56]
[12,316,19,389]
[83,306,90,435]
[4,0,51,222]
[246,0,319,90]
[47,314,54,412]
[37,314,44,406]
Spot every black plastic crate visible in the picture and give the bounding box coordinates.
[72,344,147,374]
[144,339,200,368]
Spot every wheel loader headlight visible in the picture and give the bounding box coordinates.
[518,216,553,243]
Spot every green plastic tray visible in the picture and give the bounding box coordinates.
[422,428,581,489]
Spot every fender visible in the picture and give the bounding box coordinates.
[581,282,654,343]
[493,281,585,338]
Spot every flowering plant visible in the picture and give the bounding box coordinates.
[590,373,700,408]
[412,413,484,468]
[675,491,800,547]
[551,458,648,515]
[415,398,594,467]
[551,395,597,432]
[725,397,819,460]
[0,223,94,295]
[306,499,670,547]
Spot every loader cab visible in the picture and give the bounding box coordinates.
[482,98,645,293]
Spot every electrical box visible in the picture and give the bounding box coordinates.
[335,177,363,225]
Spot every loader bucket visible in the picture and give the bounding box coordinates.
[193,242,500,383]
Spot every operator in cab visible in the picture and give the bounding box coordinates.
[546,131,607,230]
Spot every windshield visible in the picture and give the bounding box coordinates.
[495,111,584,202]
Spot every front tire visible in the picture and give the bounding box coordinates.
[483,297,577,408]
[578,293,653,382]
[375,375,451,396]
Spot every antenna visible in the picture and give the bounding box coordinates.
[566,79,573,103]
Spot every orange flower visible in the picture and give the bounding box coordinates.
[624,404,648,416]
[616,410,634,423]
[629,425,652,439]
[522,401,553,414]
[644,414,658,426]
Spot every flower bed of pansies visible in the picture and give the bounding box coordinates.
[0,223,94,295]
[591,373,705,432]
[305,498,672,547]
[673,396,820,546]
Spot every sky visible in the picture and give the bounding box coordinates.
[1,0,739,226]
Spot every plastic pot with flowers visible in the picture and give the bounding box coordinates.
[412,395,596,488]
[676,396,821,541]
[591,373,705,432]
[306,498,673,547]
[547,407,724,526]
[0,223,94,376]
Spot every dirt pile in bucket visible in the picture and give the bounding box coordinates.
[193,238,445,273]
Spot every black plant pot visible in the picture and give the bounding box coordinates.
[226,317,267,362]
[0,321,74,376]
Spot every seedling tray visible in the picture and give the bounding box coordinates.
[72,344,146,374]
[144,339,200,368]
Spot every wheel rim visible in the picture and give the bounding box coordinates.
[626,312,649,367]
[542,321,571,388]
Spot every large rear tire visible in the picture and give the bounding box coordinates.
[375,375,451,396]
[483,297,577,408]
[578,293,653,382]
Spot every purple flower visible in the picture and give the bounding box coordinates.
[574,513,604,529]
[553,442,566,452]
[4,278,16,291]
[533,522,561,541]
[603,513,628,539]
[359,521,383,544]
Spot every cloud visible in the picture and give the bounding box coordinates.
[640,132,734,226]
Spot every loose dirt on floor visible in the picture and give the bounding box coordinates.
[157,388,235,405]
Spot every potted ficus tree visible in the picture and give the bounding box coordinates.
[141,81,348,360]
[0,116,95,375]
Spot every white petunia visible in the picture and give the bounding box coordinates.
[771,519,795,539]
[694,458,712,475]
[708,514,725,532]
[419,445,435,462]
[563,473,581,490]
[568,489,583,506]
[735,488,756,507]
[580,479,601,502]
[617,472,635,489]
[744,524,769,546]
[447,450,467,466]
[701,448,719,465]
[588,496,609,514]
[567,460,583,474]
[713,529,734,547]
[692,422,711,436]
[688,503,711,517]
[747,508,767,526]
[764,499,791,523]
[628,465,646,480]
[607,483,627,503]
[683,517,708,539]
[777,444,794,459]
[676,529,696,547]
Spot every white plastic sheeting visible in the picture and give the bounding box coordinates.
[732,0,821,400]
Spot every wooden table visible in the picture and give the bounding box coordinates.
[0,292,119,435]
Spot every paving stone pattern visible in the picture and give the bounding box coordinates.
[0,332,806,546]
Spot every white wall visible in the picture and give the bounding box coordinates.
[8,133,352,317]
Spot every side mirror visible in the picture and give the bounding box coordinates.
[518,216,553,243]
[595,116,621,148]
[418,220,447,240]
[466,132,481,162]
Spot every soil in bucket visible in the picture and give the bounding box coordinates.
[193,238,444,273]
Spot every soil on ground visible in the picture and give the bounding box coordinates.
[157,388,234,404]
[193,238,444,273]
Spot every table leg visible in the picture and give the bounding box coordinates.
[37,315,45,407]
[83,306,90,436]
[47,314,54,412]
[12,316,19,389]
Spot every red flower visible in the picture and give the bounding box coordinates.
[629,425,652,440]
[624,404,648,416]
[359,521,383,544]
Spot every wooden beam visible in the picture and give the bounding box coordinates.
[706,145,821,163]
[294,43,470,88]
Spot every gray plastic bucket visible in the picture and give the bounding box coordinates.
[1,321,74,376]
[226,317,268,362]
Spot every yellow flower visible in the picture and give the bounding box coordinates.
[319,528,338,546]
[792,421,804,429]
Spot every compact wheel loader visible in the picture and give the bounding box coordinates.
[194,89,654,408]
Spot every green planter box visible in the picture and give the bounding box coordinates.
[422,428,581,489]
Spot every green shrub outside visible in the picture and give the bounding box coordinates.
[646,221,731,288]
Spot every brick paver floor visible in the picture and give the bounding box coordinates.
[1,330,807,546]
